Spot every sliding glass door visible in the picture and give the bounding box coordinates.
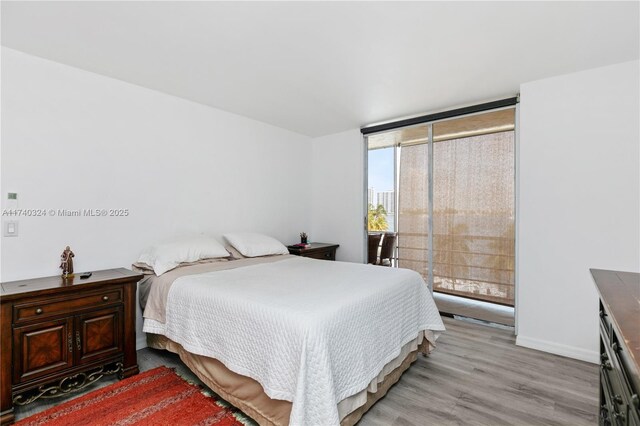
[366,106,516,306]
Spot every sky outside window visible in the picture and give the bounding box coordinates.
[368,147,395,232]
[368,148,394,198]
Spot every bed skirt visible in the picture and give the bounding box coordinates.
[147,332,432,426]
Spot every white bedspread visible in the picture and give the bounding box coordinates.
[143,256,444,426]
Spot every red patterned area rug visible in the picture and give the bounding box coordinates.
[16,366,246,426]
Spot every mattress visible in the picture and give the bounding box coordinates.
[141,255,444,425]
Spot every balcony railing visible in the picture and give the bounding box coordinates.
[396,231,515,306]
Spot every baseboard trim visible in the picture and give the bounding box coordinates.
[136,333,147,351]
[516,335,598,364]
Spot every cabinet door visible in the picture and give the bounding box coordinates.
[13,317,74,384]
[75,306,123,365]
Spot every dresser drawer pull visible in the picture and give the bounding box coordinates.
[35,308,43,315]
[632,394,639,408]
[75,331,81,351]
[68,332,73,353]
[600,309,607,318]
[102,295,109,302]
[602,360,613,371]
[324,252,331,258]
[613,394,623,405]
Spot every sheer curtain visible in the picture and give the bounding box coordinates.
[431,130,515,305]
[398,141,429,278]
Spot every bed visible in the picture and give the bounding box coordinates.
[139,253,445,425]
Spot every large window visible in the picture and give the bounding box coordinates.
[366,105,516,306]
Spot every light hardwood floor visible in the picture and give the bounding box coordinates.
[14,317,599,425]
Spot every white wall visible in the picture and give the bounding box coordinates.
[310,129,365,263]
[1,47,312,347]
[517,60,640,363]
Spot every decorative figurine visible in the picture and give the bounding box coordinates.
[300,232,308,244]
[60,246,75,278]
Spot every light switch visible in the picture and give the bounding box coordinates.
[4,221,18,237]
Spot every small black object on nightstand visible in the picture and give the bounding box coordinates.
[80,272,92,279]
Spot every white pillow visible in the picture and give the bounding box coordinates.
[223,232,289,258]
[137,236,229,276]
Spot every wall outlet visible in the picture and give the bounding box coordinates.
[4,221,19,237]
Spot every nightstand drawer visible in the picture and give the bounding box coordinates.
[14,288,123,324]
[304,249,336,261]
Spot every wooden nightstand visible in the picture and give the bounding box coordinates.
[287,243,339,261]
[0,268,142,425]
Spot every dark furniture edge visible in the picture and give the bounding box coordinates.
[287,243,340,253]
[590,268,640,386]
[1,268,143,302]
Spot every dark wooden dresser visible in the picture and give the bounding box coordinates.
[0,268,142,425]
[287,242,339,261]
[591,269,640,426]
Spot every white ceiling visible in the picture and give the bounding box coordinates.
[2,1,638,137]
